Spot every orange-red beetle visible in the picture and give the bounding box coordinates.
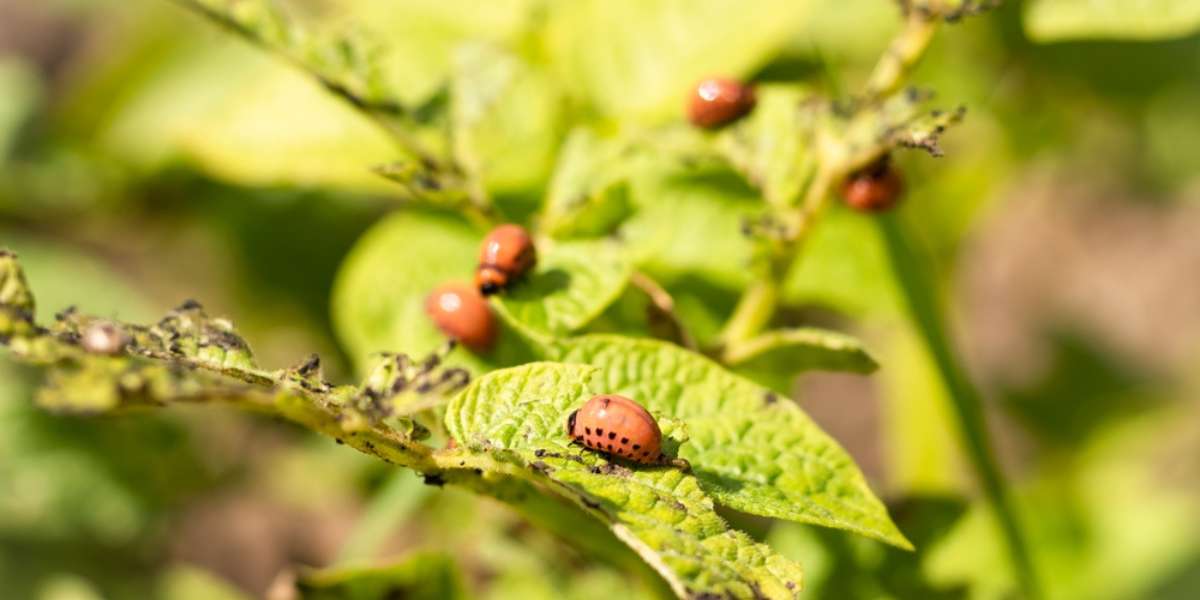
[475,224,536,296]
[425,283,497,352]
[688,77,756,128]
[840,158,903,212]
[566,394,688,469]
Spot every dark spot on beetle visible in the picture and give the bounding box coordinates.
[600,397,610,407]
[764,391,779,405]
[585,427,591,435]
[422,473,445,487]
[633,444,641,450]
[595,428,603,436]
[608,432,616,440]
[620,437,629,444]
[641,451,650,458]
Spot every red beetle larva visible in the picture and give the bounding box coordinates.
[840,157,903,212]
[475,224,536,296]
[566,394,689,469]
[688,77,756,129]
[425,283,497,352]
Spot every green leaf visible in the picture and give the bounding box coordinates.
[540,129,637,238]
[446,362,805,598]
[491,239,633,339]
[726,327,879,382]
[716,85,819,207]
[332,210,534,375]
[783,205,899,317]
[622,171,762,289]
[451,43,563,197]
[546,334,911,550]
[542,0,813,121]
[179,65,399,192]
[297,552,466,600]
[1023,0,1200,42]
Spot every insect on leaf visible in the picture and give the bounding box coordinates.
[332,210,536,376]
[446,362,805,599]
[547,334,912,550]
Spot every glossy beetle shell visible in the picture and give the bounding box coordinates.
[688,77,756,128]
[425,283,497,352]
[566,394,663,464]
[840,158,903,212]
[475,224,536,295]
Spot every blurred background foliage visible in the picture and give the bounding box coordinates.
[1,0,1199,598]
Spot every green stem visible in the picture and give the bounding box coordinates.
[865,14,940,99]
[718,279,778,350]
[718,167,834,353]
[877,213,1041,599]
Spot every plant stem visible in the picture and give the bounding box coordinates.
[719,279,778,349]
[630,271,697,350]
[877,213,1041,599]
[866,13,940,99]
[719,166,835,351]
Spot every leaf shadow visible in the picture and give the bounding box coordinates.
[691,467,748,493]
[509,267,572,299]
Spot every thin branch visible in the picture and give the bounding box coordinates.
[630,271,697,350]
[866,13,940,100]
[878,214,1042,600]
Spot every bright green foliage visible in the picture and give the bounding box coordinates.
[297,552,466,600]
[540,129,636,238]
[542,0,813,121]
[716,85,819,207]
[1,0,1003,596]
[784,206,898,316]
[1024,0,1200,42]
[450,43,562,197]
[447,363,805,598]
[544,335,911,549]
[492,240,632,339]
[622,171,763,290]
[725,327,879,389]
[332,210,479,371]
[332,210,534,375]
